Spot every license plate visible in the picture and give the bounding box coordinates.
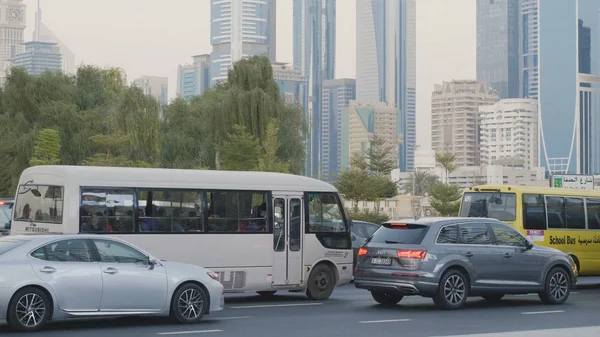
[370,257,392,265]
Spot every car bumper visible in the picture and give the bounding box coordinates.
[207,282,225,313]
[354,270,439,296]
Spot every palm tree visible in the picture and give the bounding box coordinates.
[435,152,457,184]
[402,170,439,196]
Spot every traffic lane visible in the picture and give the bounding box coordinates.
[0,288,598,337]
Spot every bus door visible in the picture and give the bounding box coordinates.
[272,194,303,286]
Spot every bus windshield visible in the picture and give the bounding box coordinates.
[460,192,517,221]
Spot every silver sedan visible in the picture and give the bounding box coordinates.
[0,234,224,332]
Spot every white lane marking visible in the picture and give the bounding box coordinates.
[157,330,222,335]
[521,310,565,315]
[230,302,323,309]
[213,316,252,320]
[359,319,412,324]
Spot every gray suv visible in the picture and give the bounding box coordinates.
[354,217,577,309]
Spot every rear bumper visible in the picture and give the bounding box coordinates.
[354,275,439,296]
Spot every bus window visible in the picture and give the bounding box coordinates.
[460,192,516,221]
[206,191,269,233]
[522,194,546,230]
[137,189,204,232]
[81,188,134,232]
[546,196,566,229]
[586,198,600,229]
[564,197,585,229]
[14,185,63,224]
[307,193,345,233]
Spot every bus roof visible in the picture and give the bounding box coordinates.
[19,165,338,193]
[464,184,600,197]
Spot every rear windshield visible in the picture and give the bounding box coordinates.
[0,239,27,255]
[368,224,429,244]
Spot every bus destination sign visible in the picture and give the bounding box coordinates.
[550,174,594,190]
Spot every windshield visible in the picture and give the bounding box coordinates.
[0,203,11,229]
[0,238,28,255]
[368,224,429,244]
[13,185,64,224]
[460,192,516,221]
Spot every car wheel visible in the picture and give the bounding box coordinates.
[7,287,51,332]
[371,291,403,305]
[171,283,208,324]
[433,269,469,310]
[539,267,571,305]
[306,264,335,300]
[482,294,504,301]
[256,291,277,297]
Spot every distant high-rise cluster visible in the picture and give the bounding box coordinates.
[459,0,600,176]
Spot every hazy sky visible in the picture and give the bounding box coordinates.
[23,0,475,150]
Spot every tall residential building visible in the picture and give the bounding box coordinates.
[342,100,403,173]
[32,2,75,75]
[355,0,416,172]
[133,76,169,119]
[293,0,336,178]
[480,99,539,170]
[272,62,307,105]
[321,78,356,182]
[210,0,276,85]
[0,0,26,85]
[476,0,520,99]
[11,41,61,75]
[431,80,499,167]
[177,54,211,101]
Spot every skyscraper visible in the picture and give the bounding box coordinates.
[355,0,416,172]
[11,41,61,75]
[177,54,211,101]
[133,76,169,119]
[293,0,336,178]
[33,0,75,75]
[210,0,276,85]
[521,0,600,175]
[321,79,355,182]
[0,0,26,85]
[272,62,307,105]
[476,0,520,99]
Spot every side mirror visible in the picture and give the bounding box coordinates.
[525,241,534,250]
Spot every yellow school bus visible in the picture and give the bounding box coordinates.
[459,185,600,275]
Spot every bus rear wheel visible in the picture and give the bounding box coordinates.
[306,264,335,300]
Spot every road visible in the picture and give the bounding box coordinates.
[2,285,600,336]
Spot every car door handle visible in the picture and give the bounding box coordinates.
[39,266,56,274]
[103,267,118,274]
[465,252,473,257]
[504,253,512,258]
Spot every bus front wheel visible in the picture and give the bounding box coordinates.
[306,264,335,300]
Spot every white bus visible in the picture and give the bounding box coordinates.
[10,165,353,300]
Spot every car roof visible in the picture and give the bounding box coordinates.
[382,217,503,227]
[0,233,122,243]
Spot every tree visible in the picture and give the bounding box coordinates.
[402,170,439,196]
[29,128,61,166]
[435,152,456,184]
[429,183,461,216]
[366,135,397,176]
[218,124,261,171]
[335,169,372,211]
[258,118,291,173]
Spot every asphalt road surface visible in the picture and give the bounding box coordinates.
[2,285,599,337]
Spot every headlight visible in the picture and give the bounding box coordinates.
[207,272,220,280]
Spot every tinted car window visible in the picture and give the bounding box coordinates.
[489,223,529,247]
[0,239,28,255]
[459,223,493,245]
[437,225,458,244]
[368,223,429,244]
[31,239,93,262]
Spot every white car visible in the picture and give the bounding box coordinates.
[0,234,224,332]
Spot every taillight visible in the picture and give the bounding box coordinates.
[358,247,368,256]
[396,250,427,259]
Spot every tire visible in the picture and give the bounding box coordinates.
[171,283,208,324]
[371,291,403,306]
[482,294,504,301]
[433,269,470,310]
[7,286,51,332]
[256,291,277,297]
[306,264,336,300]
[539,267,571,305]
